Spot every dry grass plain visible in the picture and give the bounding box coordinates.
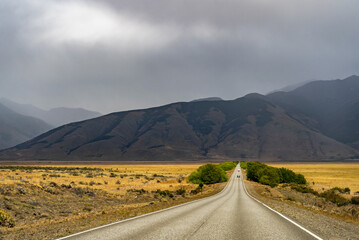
[0,163,229,240]
[268,163,359,195]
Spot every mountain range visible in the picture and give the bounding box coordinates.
[1,75,358,162]
[0,98,101,127]
[0,98,101,150]
[0,103,52,150]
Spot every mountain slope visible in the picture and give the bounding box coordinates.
[0,98,102,127]
[1,97,356,161]
[267,75,359,149]
[0,103,52,149]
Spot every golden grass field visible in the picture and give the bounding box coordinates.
[268,163,359,195]
[0,163,230,240]
[0,164,201,195]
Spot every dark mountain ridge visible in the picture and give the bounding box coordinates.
[1,95,357,161]
[267,75,359,149]
[1,75,359,162]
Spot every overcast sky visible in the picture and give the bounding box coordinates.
[1,0,358,113]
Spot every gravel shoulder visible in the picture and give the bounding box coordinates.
[244,179,359,240]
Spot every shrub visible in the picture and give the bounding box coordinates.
[218,162,237,171]
[246,162,307,187]
[0,209,15,228]
[351,196,359,205]
[190,187,201,195]
[240,161,247,170]
[330,187,350,194]
[290,184,319,196]
[61,184,72,189]
[188,171,202,184]
[188,163,228,185]
[72,187,95,196]
[175,188,186,196]
[17,187,26,194]
[320,189,350,206]
[44,186,59,195]
[258,167,280,187]
[110,173,117,178]
[127,189,148,195]
[155,189,174,198]
[49,174,60,178]
[277,168,306,184]
[85,173,94,178]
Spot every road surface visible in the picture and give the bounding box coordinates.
[59,165,321,240]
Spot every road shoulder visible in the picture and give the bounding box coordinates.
[243,178,359,240]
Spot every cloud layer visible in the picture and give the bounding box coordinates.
[1,0,358,113]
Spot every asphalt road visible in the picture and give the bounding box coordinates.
[59,166,321,240]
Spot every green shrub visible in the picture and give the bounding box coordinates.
[258,167,280,187]
[330,187,350,194]
[188,163,228,185]
[188,171,202,184]
[246,162,307,187]
[320,189,349,206]
[290,184,319,196]
[0,209,15,228]
[218,162,237,171]
[240,161,247,170]
[277,168,306,184]
[154,189,173,198]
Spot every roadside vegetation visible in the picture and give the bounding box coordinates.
[241,162,359,224]
[188,162,237,185]
[0,164,230,240]
[241,161,306,187]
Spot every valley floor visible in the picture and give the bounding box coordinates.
[0,164,227,240]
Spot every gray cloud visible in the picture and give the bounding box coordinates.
[0,0,358,113]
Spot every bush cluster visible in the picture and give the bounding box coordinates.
[175,188,186,196]
[154,189,174,198]
[127,189,148,195]
[240,161,247,170]
[290,184,319,195]
[320,189,349,206]
[331,187,350,194]
[0,209,15,228]
[190,186,202,195]
[188,163,228,185]
[246,162,306,187]
[351,196,359,205]
[218,162,238,171]
[289,184,359,206]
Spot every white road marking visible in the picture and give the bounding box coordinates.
[56,170,235,240]
[239,167,324,240]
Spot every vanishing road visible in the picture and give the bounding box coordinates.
[59,165,322,240]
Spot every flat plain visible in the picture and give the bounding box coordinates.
[0,163,228,240]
